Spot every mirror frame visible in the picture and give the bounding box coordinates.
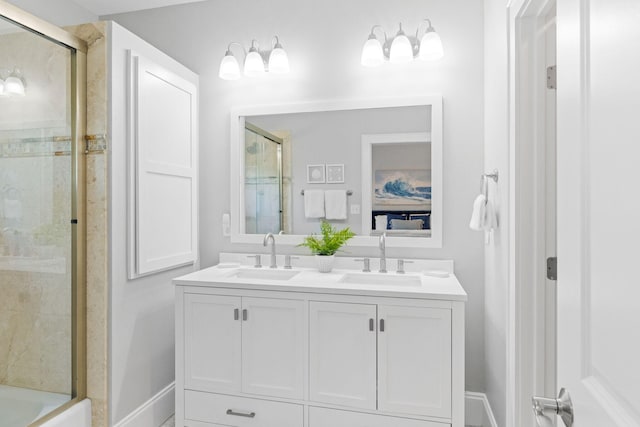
[230,95,443,248]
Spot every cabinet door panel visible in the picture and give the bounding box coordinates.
[184,294,241,392]
[309,302,377,409]
[241,297,305,399]
[378,306,451,417]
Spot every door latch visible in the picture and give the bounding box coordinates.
[532,388,573,427]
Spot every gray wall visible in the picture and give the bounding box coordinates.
[483,0,509,425]
[106,0,486,395]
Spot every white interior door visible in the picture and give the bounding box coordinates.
[556,0,640,425]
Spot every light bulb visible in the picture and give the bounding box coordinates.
[268,43,289,74]
[419,30,444,61]
[4,70,25,96]
[219,51,241,80]
[361,36,384,67]
[389,27,413,64]
[244,47,265,77]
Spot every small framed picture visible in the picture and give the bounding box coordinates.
[307,164,326,183]
[326,164,345,183]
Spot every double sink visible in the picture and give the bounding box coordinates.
[226,267,423,287]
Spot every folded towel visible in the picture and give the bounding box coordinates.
[469,194,486,231]
[375,215,387,230]
[325,190,347,220]
[304,189,325,218]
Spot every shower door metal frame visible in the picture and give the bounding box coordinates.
[0,1,88,425]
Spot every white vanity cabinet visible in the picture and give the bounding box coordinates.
[309,302,451,418]
[183,293,305,399]
[175,264,465,427]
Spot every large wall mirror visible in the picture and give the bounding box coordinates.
[230,96,443,248]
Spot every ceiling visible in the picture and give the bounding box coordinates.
[71,0,207,16]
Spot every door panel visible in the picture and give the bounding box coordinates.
[378,305,451,417]
[241,297,305,399]
[309,302,377,409]
[184,294,241,392]
[557,0,640,424]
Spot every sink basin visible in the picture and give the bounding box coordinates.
[339,272,422,287]
[230,268,300,281]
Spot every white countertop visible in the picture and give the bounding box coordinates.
[173,263,467,302]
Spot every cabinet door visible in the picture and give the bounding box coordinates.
[241,297,305,399]
[184,294,241,392]
[378,305,452,417]
[309,302,377,409]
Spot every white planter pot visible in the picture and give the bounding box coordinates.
[315,254,335,273]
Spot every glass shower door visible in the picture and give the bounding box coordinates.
[0,13,78,427]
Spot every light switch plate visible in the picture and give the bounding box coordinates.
[222,213,230,236]
[350,204,361,215]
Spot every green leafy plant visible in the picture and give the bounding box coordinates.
[298,220,355,256]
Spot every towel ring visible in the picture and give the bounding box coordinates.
[480,169,499,202]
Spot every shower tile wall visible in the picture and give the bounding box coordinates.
[0,29,72,395]
[67,21,109,427]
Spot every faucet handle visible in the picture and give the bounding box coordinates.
[247,254,262,268]
[396,259,414,274]
[355,258,371,273]
[284,255,299,269]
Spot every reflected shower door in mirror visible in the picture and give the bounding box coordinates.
[231,96,442,248]
[244,122,290,234]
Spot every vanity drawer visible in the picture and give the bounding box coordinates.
[185,390,303,427]
[309,406,449,427]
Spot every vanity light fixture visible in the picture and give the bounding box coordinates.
[218,36,290,80]
[361,20,444,67]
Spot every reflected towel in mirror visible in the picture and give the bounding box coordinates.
[304,189,325,218]
[325,190,347,220]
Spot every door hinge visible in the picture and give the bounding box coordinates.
[547,257,557,280]
[547,65,557,89]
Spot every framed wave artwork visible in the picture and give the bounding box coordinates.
[373,169,432,206]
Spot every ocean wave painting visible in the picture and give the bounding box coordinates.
[374,169,431,205]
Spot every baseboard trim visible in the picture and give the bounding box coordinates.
[465,392,498,427]
[113,382,174,427]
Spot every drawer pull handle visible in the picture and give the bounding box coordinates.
[226,409,256,418]
[380,318,385,332]
[369,318,374,331]
[234,308,239,321]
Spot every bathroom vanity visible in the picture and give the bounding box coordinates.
[173,254,466,427]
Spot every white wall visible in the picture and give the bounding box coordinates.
[105,0,486,393]
[483,0,510,426]
[6,0,97,26]
[108,22,199,425]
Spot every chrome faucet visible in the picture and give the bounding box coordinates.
[378,232,387,273]
[263,233,277,268]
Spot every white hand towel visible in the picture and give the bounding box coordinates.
[483,199,498,231]
[469,194,486,231]
[304,189,325,218]
[325,190,348,220]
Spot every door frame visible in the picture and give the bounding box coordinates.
[508,0,557,425]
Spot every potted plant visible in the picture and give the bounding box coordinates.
[299,220,355,273]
